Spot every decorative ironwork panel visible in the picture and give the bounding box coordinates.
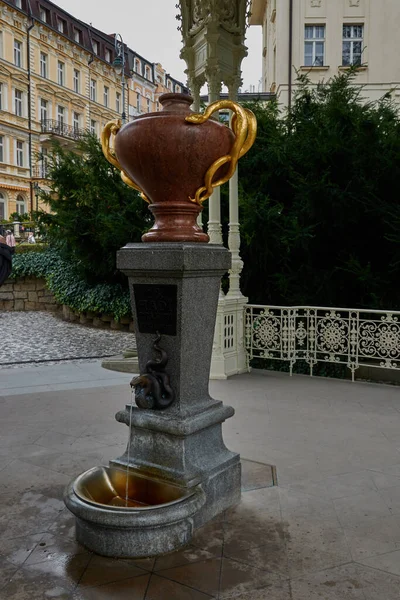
[250,307,284,359]
[244,305,400,380]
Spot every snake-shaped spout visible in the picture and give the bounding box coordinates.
[130,333,175,410]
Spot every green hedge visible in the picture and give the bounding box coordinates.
[11,248,131,321]
[238,72,400,310]
[15,243,48,255]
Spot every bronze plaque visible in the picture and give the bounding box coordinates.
[133,284,177,336]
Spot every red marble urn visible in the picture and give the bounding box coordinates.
[102,93,256,243]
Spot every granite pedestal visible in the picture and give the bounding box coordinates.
[114,243,241,527]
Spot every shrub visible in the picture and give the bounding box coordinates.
[10,212,31,222]
[15,243,48,255]
[239,71,400,310]
[11,249,131,320]
[36,133,150,285]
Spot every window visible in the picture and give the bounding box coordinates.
[15,0,22,8]
[92,40,98,55]
[57,105,65,125]
[147,98,150,112]
[14,89,23,116]
[0,32,3,59]
[73,112,80,130]
[41,146,48,161]
[175,84,181,93]
[0,136,3,163]
[136,92,140,112]
[58,61,64,86]
[39,7,47,22]
[40,52,47,78]
[14,40,22,67]
[16,194,25,215]
[57,19,67,34]
[90,79,96,101]
[134,59,141,75]
[74,29,82,44]
[40,98,48,122]
[116,92,121,113]
[167,80,172,91]
[304,25,325,66]
[39,146,48,176]
[145,66,152,81]
[73,69,80,93]
[0,83,3,111]
[90,119,97,135]
[343,25,363,66]
[0,192,5,220]
[16,141,24,167]
[105,49,111,62]
[104,86,109,107]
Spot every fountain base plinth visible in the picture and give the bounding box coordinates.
[112,400,241,528]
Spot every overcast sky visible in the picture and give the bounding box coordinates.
[55,0,262,91]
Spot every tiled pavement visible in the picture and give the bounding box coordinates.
[1,364,400,598]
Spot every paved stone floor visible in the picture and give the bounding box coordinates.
[1,364,400,598]
[0,312,135,367]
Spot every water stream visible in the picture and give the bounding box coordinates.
[125,388,135,506]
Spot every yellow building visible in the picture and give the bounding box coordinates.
[0,0,187,221]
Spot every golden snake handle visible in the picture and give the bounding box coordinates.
[101,120,149,203]
[185,101,257,205]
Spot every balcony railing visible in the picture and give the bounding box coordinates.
[41,120,86,141]
[245,305,400,381]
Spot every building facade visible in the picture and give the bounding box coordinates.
[250,0,400,106]
[0,0,187,221]
[128,53,185,119]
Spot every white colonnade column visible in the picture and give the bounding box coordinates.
[221,76,249,376]
[206,71,223,246]
[227,77,243,299]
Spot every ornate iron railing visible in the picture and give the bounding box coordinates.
[245,305,400,381]
[41,120,86,141]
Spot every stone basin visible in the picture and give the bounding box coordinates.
[65,465,206,558]
[73,465,195,509]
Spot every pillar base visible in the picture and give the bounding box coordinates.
[211,293,249,379]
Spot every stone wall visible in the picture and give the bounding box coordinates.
[0,277,134,332]
[0,277,61,313]
[62,305,134,332]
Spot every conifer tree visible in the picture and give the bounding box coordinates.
[37,134,149,284]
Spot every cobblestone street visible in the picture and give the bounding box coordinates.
[0,311,135,366]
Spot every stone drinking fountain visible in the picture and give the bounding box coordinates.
[64,93,256,558]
